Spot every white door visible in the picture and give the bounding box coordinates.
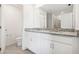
[1,5,23,53]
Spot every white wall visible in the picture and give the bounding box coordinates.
[23,4,34,28]
[1,5,23,46]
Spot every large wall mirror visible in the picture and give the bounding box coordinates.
[39,4,74,32]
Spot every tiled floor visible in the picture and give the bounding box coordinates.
[0,44,33,54]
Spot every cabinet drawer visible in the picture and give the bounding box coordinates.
[51,35,74,45]
[40,33,53,39]
[39,33,74,45]
[30,32,41,38]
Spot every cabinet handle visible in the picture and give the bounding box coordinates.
[50,43,54,49]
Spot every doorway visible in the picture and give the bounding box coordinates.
[1,4,23,53]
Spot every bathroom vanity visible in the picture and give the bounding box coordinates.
[22,28,79,54]
[22,4,79,54]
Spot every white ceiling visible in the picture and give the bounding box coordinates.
[39,4,73,15]
[9,4,23,9]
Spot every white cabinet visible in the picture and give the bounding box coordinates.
[22,32,76,54]
[30,38,41,53]
[22,32,30,50]
[23,32,54,54]
[28,33,41,53]
[39,33,73,54]
[27,32,53,54]
[39,39,54,54]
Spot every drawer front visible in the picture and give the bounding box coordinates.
[51,35,74,45]
[39,33,74,45]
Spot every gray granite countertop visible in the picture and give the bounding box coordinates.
[24,28,78,37]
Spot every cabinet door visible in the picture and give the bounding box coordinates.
[29,33,54,54]
[22,32,31,50]
[29,38,41,53]
[28,33,41,53]
[53,42,72,54]
[39,39,54,54]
